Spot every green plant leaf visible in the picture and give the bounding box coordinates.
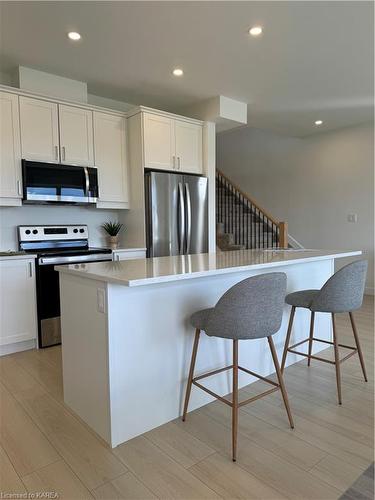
[101,221,124,236]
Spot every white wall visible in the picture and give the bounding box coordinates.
[217,123,374,292]
[0,206,119,250]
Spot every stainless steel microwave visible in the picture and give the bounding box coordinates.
[22,160,99,204]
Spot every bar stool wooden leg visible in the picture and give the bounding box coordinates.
[281,306,296,373]
[349,312,368,382]
[307,312,315,367]
[332,314,342,405]
[182,329,200,421]
[232,339,239,462]
[268,336,294,429]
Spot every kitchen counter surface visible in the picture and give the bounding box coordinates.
[56,248,361,287]
[0,251,37,261]
[112,247,147,252]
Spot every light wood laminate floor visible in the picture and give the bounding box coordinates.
[0,296,373,499]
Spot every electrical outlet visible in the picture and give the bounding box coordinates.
[347,213,358,223]
[97,288,106,313]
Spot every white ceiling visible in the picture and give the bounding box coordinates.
[0,1,373,137]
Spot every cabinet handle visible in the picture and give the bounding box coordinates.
[61,146,66,161]
[28,262,33,278]
[17,180,22,196]
[172,156,175,169]
[116,255,120,261]
[178,157,181,170]
[55,145,59,161]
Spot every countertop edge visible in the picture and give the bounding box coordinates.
[55,250,362,287]
[112,248,147,252]
[0,254,37,261]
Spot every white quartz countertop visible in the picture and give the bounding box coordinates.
[55,248,361,287]
[0,252,37,261]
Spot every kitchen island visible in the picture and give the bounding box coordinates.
[57,248,360,448]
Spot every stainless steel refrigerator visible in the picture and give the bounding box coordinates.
[145,171,208,257]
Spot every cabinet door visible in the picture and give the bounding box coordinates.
[175,120,203,174]
[0,259,37,346]
[19,96,59,163]
[143,113,175,170]
[59,105,94,166]
[94,112,129,207]
[0,92,22,202]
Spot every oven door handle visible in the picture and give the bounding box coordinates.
[38,254,112,266]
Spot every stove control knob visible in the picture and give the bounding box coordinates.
[73,228,78,233]
[32,229,38,235]
[25,229,31,235]
[79,228,85,233]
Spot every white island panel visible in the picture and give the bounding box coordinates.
[57,249,362,448]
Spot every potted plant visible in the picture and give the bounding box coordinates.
[101,221,123,250]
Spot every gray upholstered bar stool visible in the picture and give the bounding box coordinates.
[182,272,294,462]
[281,260,368,405]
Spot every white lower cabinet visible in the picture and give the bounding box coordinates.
[0,258,37,354]
[112,249,146,261]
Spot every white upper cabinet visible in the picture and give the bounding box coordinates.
[0,92,22,205]
[19,96,59,163]
[140,110,203,174]
[94,112,129,209]
[175,120,203,174]
[143,113,175,171]
[59,105,94,166]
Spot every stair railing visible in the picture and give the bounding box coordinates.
[216,169,288,249]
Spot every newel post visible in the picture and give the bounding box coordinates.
[279,222,288,248]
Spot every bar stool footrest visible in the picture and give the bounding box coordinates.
[192,364,281,409]
[287,337,358,365]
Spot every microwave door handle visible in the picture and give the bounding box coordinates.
[178,182,185,255]
[185,183,192,254]
[84,167,90,198]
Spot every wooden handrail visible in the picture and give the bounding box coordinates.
[216,169,280,226]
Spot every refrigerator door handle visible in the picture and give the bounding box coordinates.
[185,183,192,254]
[178,182,185,255]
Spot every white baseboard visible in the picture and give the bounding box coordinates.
[365,287,374,296]
[0,339,36,357]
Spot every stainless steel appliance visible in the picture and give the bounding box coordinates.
[22,160,99,204]
[18,225,112,348]
[145,171,208,257]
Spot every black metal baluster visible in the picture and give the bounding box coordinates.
[241,195,244,247]
[248,201,250,249]
[225,180,229,233]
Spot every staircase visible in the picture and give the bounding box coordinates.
[216,170,288,251]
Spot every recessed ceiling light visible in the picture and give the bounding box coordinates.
[68,32,81,41]
[172,68,184,77]
[249,26,263,36]
[315,120,323,125]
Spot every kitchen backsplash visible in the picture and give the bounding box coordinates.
[0,205,120,250]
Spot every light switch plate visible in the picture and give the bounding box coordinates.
[347,213,358,223]
[97,288,106,313]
